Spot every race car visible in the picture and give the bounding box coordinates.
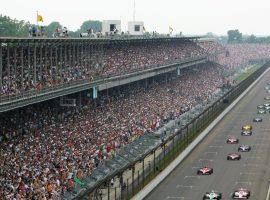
[264,96,270,100]
[227,153,241,160]
[242,124,252,131]
[253,117,262,122]
[264,103,270,107]
[241,130,252,136]
[238,144,251,152]
[257,105,264,109]
[265,105,270,110]
[226,136,239,144]
[258,109,266,114]
[197,166,213,175]
[232,188,250,199]
[203,190,222,199]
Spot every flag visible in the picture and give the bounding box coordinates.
[74,176,85,187]
[37,14,43,22]
[169,26,173,33]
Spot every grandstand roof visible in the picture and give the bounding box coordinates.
[0,36,201,45]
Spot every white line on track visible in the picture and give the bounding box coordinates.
[255,138,270,141]
[203,152,218,154]
[240,172,256,175]
[235,181,252,185]
[209,145,223,148]
[246,156,261,159]
[266,180,270,200]
[214,139,224,142]
[199,159,213,162]
[176,185,197,189]
[244,163,258,167]
[166,197,185,199]
[184,176,200,179]
[252,149,265,152]
[192,167,200,169]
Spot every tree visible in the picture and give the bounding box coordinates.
[205,32,215,38]
[246,34,257,43]
[227,29,242,43]
[78,20,102,33]
[0,15,29,37]
[44,21,62,37]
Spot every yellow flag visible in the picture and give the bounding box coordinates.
[37,14,43,22]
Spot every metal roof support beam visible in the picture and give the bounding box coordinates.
[33,44,37,87]
[7,45,10,90]
[44,46,48,80]
[60,46,63,84]
[14,47,17,83]
[20,46,23,90]
[0,44,2,94]
[55,46,58,83]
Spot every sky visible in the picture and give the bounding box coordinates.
[1,0,270,35]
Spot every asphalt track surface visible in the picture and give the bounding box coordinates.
[146,71,270,200]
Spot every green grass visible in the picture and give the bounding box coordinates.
[234,64,261,83]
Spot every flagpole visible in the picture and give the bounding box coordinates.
[36,11,38,26]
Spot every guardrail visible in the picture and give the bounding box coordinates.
[67,63,268,200]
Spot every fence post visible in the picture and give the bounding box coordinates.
[148,161,151,182]
[143,158,145,186]
[163,143,166,169]
[137,170,140,191]
[126,178,129,199]
[132,166,135,196]
[172,136,175,159]
[107,182,110,200]
[186,126,189,145]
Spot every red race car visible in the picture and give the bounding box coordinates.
[197,166,213,175]
[226,136,239,144]
[227,153,241,160]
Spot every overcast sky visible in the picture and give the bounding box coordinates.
[1,0,270,35]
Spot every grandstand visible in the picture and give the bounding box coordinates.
[1,36,270,199]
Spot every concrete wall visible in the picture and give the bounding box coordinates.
[128,21,144,35]
[102,20,121,34]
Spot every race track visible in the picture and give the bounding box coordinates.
[146,70,270,200]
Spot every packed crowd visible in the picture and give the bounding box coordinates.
[1,40,270,199]
[0,40,206,97]
[197,40,226,54]
[217,43,270,70]
[0,62,225,199]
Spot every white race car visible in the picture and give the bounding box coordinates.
[232,188,250,199]
[264,96,270,100]
[253,117,262,122]
[238,144,251,152]
[203,190,222,199]
[227,153,241,160]
[258,109,266,114]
